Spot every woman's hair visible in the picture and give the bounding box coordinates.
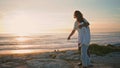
[74,10,90,27]
[74,10,84,22]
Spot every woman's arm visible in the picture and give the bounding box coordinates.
[67,29,76,40]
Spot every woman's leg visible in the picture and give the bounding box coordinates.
[78,43,81,51]
[87,46,93,67]
[87,46,90,57]
[81,44,89,67]
[77,43,82,66]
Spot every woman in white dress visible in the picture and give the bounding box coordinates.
[67,10,91,68]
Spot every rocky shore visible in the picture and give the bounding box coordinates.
[0,44,120,68]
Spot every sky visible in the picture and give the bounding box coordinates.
[0,0,120,35]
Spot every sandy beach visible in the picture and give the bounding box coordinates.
[0,44,120,68]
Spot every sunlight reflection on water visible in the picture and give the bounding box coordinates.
[0,32,120,55]
[0,49,53,54]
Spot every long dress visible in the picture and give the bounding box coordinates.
[73,18,91,66]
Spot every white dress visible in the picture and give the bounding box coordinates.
[74,18,91,45]
[73,18,91,67]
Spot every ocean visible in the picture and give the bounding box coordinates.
[0,32,120,54]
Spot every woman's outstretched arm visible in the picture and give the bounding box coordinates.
[67,29,76,40]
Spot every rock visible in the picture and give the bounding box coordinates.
[1,63,12,68]
[56,53,67,59]
[56,52,80,61]
[0,56,13,63]
[0,56,25,64]
[65,54,80,61]
[26,59,73,68]
[91,52,120,64]
[0,62,19,68]
[15,65,29,68]
[65,50,76,56]
[30,53,53,59]
[107,52,120,57]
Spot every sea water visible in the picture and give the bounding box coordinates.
[0,32,120,54]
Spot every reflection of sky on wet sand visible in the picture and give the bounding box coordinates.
[0,48,76,55]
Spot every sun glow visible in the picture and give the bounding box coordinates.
[2,10,71,35]
[10,50,34,54]
[16,37,29,42]
[3,10,41,35]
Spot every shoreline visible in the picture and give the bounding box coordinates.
[0,44,120,68]
[0,47,77,55]
[0,43,120,56]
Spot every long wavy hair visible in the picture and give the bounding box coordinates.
[74,10,84,23]
[74,10,89,27]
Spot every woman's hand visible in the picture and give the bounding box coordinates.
[67,36,71,40]
[78,25,82,29]
[67,29,76,40]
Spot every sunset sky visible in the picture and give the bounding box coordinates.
[0,0,120,35]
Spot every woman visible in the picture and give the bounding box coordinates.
[67,10,91,68]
